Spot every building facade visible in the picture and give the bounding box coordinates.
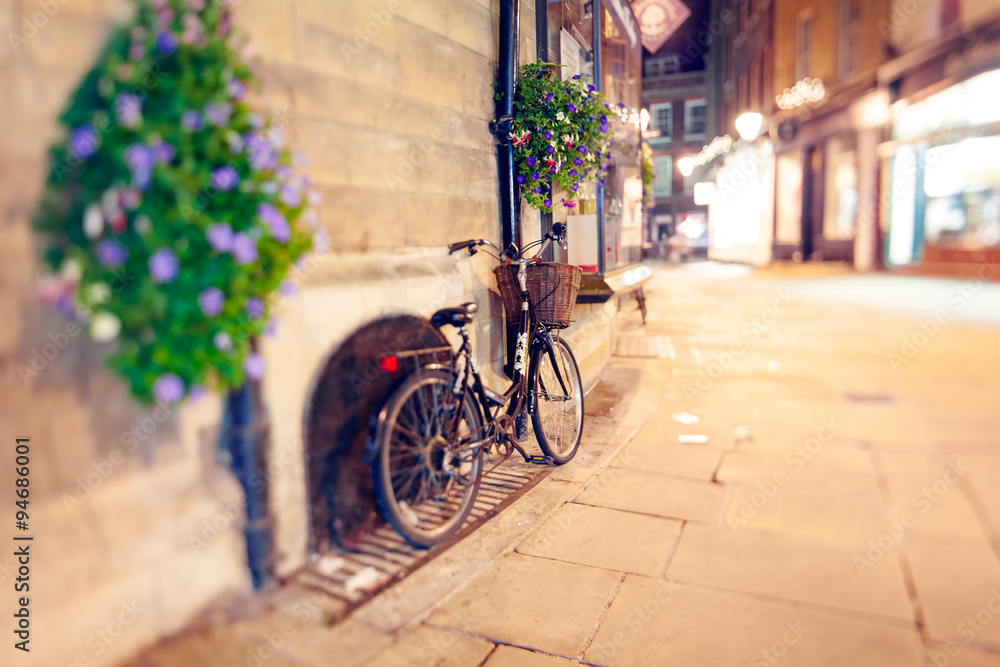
[0,1,642,664]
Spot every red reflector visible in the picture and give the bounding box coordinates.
[379,355,398,372]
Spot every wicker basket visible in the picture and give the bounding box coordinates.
[493,262,581,329]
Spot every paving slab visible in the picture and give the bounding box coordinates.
[361,624,494,667]
[667,523,915,621]
[481,644,580,666]
[516,503,682,576]
[725,483,887,543]
[609,439,723,480]
[233,616,394,667]
[427,552,621,658]
[574,467,727,523]
[922,645,1000,667]
[905,538,1000,646]
[585,577,924,667]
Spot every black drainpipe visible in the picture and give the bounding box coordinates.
[493,0,520,252]
[223,337,274,590]
[492,0,521,379]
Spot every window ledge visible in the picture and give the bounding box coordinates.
[576,264,653,303]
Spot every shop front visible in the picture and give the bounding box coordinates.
[880,64,1000,275]
[705,140,776,266]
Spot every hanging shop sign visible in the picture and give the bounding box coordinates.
[630,0,691,54]
[602,0,643,61]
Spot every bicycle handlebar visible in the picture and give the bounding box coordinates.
[448,239,479,254]
[448,223,567,259]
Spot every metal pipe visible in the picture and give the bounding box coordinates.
[594,3,606,275]
[223,339,274,590]
[496,0,520,252]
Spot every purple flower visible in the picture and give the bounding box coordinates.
[279,280,298,297]
[578,146,588,154]
[563,199,576,208]
[526,156,537,167]
[153,373,184,403]
[516,174,526,184]
[152,141,174,164]
[544,131,553,140]
[574,158,584,166]
[544,198,552,207]
[549,165,557,174]
[149,247,179,283]
[245,297,265,319]
[599,179,605,187]
[545,93,554,101]
[572,74,582,80]
[257,203,290,242]
[187,385,206,402]
[265,318,279,336]
[588,84,596,92]
[182,110,204,130]
[230,233,257,264]
[279,184,301,208]
[618,102,625,108]
[227,77,246,99]
[569,169,578,176]
[243,353,265,380]
[155,31,178,55]
[69,125,99,160]
[56,295,74,317]
[246,133,277,171]
[116,92,142,127]
[128,43,146,60]
[530,171,539,181]
[210,166,239,192]
[186,0,206,10]
[96,239,128,268]
[571,183,579,192]
[546,145,555,154]
[206,223,233,252]
[198,287,224,316]
[213,331,232,351]
[567,104,577,113]
[124,143,155,191]
[205,101,233,126]
[533,187,542,194]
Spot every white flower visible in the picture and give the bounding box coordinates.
[134,214,152,234]
[556,111,566,121]
[90,312,121,342]
[86,282,111,305]
[83,203,104,239]
[213,331,233,351]
[60,258,83,282]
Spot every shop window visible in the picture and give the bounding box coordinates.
[823,136,858,241]
[653,155,673,196]
[684,99,706,140]
[796,12,813,81]
[650,103,673,140]
[839,0,861,80]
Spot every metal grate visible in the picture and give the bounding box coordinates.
[288,464,550,615]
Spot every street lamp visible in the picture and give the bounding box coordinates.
[735,112,764,142]
[677,156,695,177]
[640,108,650,133]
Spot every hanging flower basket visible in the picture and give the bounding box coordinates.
[32,0,319,405]
[511,62,613,213]
[642,141,656,211]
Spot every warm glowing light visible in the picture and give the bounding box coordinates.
[678,156,695,177]
[693,182,717,206]
[735,112,764,142]
[692,135,733,167]
[776,77,825,110]
[640,108,650,133]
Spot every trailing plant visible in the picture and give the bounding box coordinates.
[642,141,656,211]
[511,62,613,213]
[32,0,320,405]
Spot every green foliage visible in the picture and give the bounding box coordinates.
[511,63,613,212]
[641,142,656,211]
[32,0,318,405]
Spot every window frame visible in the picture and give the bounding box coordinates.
[653,155,673,197]
[795,11,813,82]
[649,102,673,141]
[684,98,707,141]
[838,0,861,80]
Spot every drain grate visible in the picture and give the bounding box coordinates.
[614,335,676,359]
[288,464,550,615]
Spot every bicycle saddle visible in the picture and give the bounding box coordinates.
[430,302,478,329]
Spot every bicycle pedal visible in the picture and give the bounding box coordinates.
[526,455,556,465]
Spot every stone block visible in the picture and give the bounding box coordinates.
[575,467,727,523]
[363,624,494,667]
[484,645,579,666]
[448,0,492,57]
[317,184,405,251]
[233,0,296,64]
[289,117,352,187]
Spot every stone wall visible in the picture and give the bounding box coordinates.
[0,0,549,664]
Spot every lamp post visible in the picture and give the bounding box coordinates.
[677,156,694,178]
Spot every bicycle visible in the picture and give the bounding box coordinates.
[364,222,585,548]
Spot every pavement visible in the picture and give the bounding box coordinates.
[128,261,1000,667]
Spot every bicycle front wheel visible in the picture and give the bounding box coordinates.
[373,368,484,548]
[530,337,584,464]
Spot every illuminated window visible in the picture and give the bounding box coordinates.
[653,155,672,196]
[649,103,673,140]
[684,99,706,140]
[796,12,813,81]
[839,0,861,79]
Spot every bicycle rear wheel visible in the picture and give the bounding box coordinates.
[530,337,584,464]
[373,368,484,548]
